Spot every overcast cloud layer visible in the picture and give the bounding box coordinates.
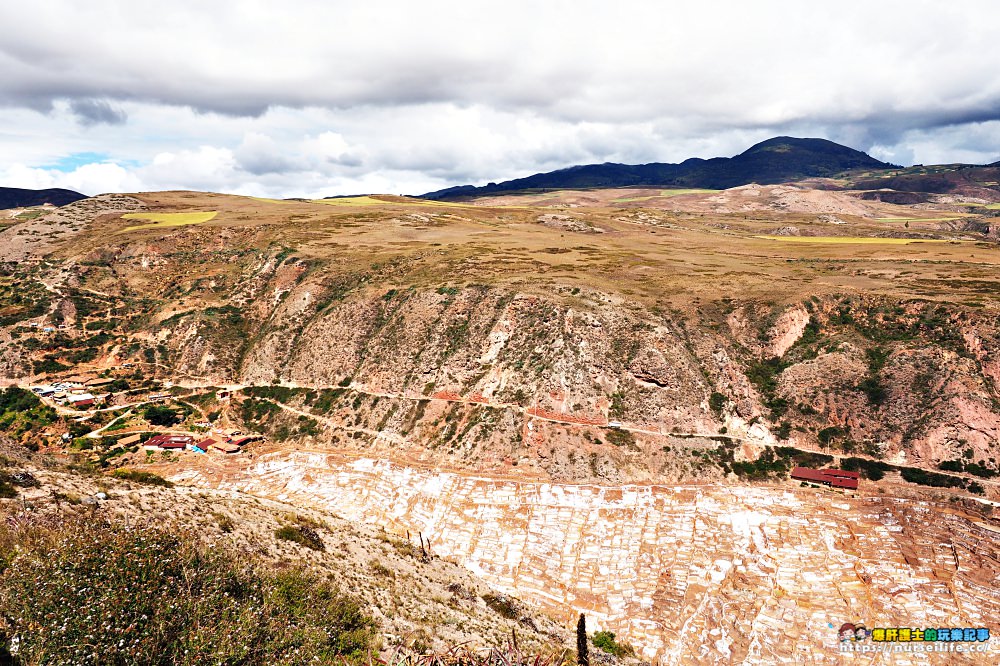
[2,1,1000,197]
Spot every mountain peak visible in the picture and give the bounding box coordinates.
[421,136,892,199]
[738,136,887,162]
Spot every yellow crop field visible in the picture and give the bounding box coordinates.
[119,211,219,232]
[310,196,475,209]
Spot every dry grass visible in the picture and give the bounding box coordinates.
[612,189,718,202]
[51,187,1000,311]
[0,515,374,664]
[754,235,962,245]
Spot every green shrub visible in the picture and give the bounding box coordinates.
[144,404,181,427]
[482,593,519,619]
[275,525,325,551]
[111,469,174,487]
[0,387,58,438]
[857,376,888,405]
[592,631,634,658]
[708,392,727,414]
[900,467,966,489]
[605,429,635,449]
[938,459,964,473]
[818,426,847,446]
[0,519,373,664]
[745,357,790,418]
[840,457,892,481]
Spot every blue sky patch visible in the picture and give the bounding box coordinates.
[43,152,110,172]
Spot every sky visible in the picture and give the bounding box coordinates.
[2,1,1000,198]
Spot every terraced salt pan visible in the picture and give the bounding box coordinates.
[172,452,1000,663]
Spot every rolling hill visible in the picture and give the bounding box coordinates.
[421,136,895,199]
[0,186,87,208]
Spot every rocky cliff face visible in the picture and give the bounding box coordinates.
[137,251,1000,485]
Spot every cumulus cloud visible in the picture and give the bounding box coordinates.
[1,1,1000,196]
[0,161,141,194]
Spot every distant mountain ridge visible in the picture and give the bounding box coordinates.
[0,187,87,208]
[421,136,895,199]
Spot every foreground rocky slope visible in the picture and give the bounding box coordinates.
[167,449,1000,663]
[0,443,572,658]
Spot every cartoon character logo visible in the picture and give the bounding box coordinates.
[854,624,869,641]
[839,623,856,642]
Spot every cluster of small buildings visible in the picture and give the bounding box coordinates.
[139,429,262,455]
[791,466,860,490]
[28,321,70,333]
[32,376,115,409]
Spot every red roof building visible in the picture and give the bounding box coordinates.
[791,466,859,490]
[146,434,194,450]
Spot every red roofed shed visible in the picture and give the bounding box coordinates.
[791,467,830,484]
[791,466,859,490]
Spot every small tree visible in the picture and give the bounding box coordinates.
[144,404,180,427]
[709,391,727,415]
[577,613,589,666]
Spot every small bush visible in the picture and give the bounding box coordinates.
[111,469,174,487]
[840,457,892,481]
[482,593,519,619]
[144,404,181,427]
[605,429,635,449]
[818,426,847,446]
[858,376,888,406]
[275,524,325,551]
[370,560,395,579]
[592,630,634,658]
[213,512,235,533]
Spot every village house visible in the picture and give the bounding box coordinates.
[117,434,143,447]
[211,441,241,454]
[144,434,194,450]
[195,437,217,452]
[66,392,96,406]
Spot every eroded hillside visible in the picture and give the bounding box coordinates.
[2,188,1000,662]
